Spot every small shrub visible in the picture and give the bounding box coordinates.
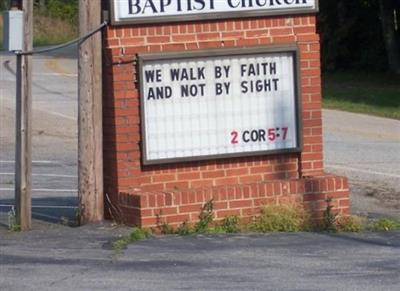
[159,222,175,235]
[221,216,240,233]
[7,207,21,232]
[129,227,151,241]
[112,227,152,254]
[336,215,364,232]
[194,199,214,233]
[112,237,130,253]
[251,204,309,232]
[206,225,226,234]
[176,221,193,236]
[368,219,400,231]
[322,197,338,232]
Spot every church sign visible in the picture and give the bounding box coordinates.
[138,46,302,165]
[111,0,319,25]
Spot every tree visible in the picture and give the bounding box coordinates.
[0,0,11,10]
[318,0,399,73]
[379,0,400,74]
[318,0,387,72]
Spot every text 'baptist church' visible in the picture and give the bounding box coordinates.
[127,0,311,15]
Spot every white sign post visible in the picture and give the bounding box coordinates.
[111,0,318,25]
[139,46,302,165]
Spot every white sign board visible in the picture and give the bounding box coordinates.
[111,0,318,24]
[139,47,302,165]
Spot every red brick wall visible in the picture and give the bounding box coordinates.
[117,175,349,228]
[103,15,324,201]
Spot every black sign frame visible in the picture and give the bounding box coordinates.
[138,45,303,165]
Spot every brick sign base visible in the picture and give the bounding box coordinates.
[117,175,349,228]
[102,11,350,228]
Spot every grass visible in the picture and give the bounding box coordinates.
[33,13,77,46]
[367,218,400,231]
[251,204,310,232]
[323,71,400,120]
[0,13,77,50]
[112,227,152,253]
[336,215,364,233]
[7,207,21,232]
[112,200,400,252]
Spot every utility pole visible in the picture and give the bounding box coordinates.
[78,0,104,223]
[15,0,33,230]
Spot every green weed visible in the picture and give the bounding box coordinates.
[322,197,338,232]
[176,221,193,236]
[159,221,175,235]
[220,216,241,233]
[251,204,309,232]
[112,227,151,253]
[129,227,151,240]
[7,207,21,232]
[336,215,364,232]
[194,199,214,233]
[157,201,241,235]
[112,237,131,253]
[367,218,400,231]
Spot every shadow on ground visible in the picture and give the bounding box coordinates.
[0,196,78,226]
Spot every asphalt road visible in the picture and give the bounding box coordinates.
[0,47,399,225]
[0,49,78,224]
[324,110,400,218]
[0,222,399,291]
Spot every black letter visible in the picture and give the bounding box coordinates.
[227,0,240,8]
[243,131,250,143]
[170,68,180,81]
[145,70,156,83]
[215,66,222,79]
[128,0,141,14]
[193,0,206,10]
[143,0,157,14]
[160,0,172,12]
[241,81,248,93]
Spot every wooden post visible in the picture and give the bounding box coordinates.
[15,0,33,230]
[78,0,104,223]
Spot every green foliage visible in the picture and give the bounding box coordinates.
[220,216,240,233]
[112,237,130,253]
[158,201,241,235]
[336,216,364,232]
[367,219,400,231]
[322,198,338,233]
[36,0,78,25]
[318,0,389,72]
[129,227,151,240]
[251,204,309,232]
[323,71,400,120]
[176,221,193,236]
[32,0,78,46]
[204,225,226,234]
[0,0,10,11]
[194,199,214,233]
[159,222,175,235]
[112,227,152,253]
[7,207,21,232]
